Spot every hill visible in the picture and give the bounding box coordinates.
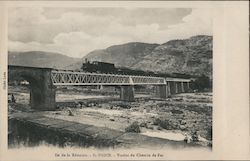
[80,35,212,77]
[84,42,159,67]
[133,35,212,77]
[8,51,80,69]
[9,35,212,78]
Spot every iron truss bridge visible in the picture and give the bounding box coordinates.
[51,70,190,86]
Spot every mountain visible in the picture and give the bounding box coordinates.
[8,51,80,69]
[133,35,212,77]
[9,35,212,78]
[84,42,159,67]
[65,42,159,70]
[78,35,212,77]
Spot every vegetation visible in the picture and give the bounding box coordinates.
[125,121,141,133]
[191,74,212,92]
[153,118,174,130]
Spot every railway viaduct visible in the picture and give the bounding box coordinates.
[8,65,191,111]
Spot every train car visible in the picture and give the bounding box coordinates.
[92,61,116,73]
[116,67,153,76]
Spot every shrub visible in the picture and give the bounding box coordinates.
[191,74,212,92]
[125,121,140,133]
[153,118,173,130]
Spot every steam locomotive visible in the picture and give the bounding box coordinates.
[81,59,192,79]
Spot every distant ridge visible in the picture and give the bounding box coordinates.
[8,35,212,78]
[8,51,80,69]
[70,35,212,77]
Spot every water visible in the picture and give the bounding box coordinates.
[80,108,124,116]
[56,94,112,101]
[142,131,186,141]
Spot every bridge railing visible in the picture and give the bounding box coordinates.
[51,70,169,85]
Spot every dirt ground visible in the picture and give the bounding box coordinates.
[8,85,212,147]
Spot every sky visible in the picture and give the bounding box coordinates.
[8,7,212,58]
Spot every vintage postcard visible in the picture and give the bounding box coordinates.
[0,1,249,160]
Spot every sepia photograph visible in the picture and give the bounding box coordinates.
[0,1,249,161]
[7,6,213,150]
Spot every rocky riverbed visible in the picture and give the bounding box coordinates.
[8,85,212,148]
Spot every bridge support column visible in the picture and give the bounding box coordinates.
[187,82,190,91]
[120,86,135,102]
[167,82,171,95]
[169,82,176,95]
[183,82,189,92]
[156,83,170,99]
[175,82,179,93]
[30,85,56,111]
[176,82,182,93]
[181,82,184,93]
[29,69,56,110]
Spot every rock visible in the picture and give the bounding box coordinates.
[68,109,74,116]
[119,103,131,109]
[146,108,151,113]
[187,123,194,128]
[139,122,147,127]
[147,126,154,130]
[109,117,115,121]
[157,126,163,130]
[172,122,179,128]
[152,118,161,125]
[180,125,187,130]
[184,135,192,143]
[191,131,199,142]
[150,116,156,119]
[181,120,187,125]
[120,115,127,118]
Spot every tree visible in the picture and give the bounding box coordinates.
[191,75,212,91]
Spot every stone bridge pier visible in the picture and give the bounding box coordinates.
[183,82,190,92]
[155,83,171,99]
[176,82,184,93]
[169,82,177,94]
[8,66,56,110]
[120,85,135,102]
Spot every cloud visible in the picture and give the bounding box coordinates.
[165,8,212,40]
[8,7,212,58]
